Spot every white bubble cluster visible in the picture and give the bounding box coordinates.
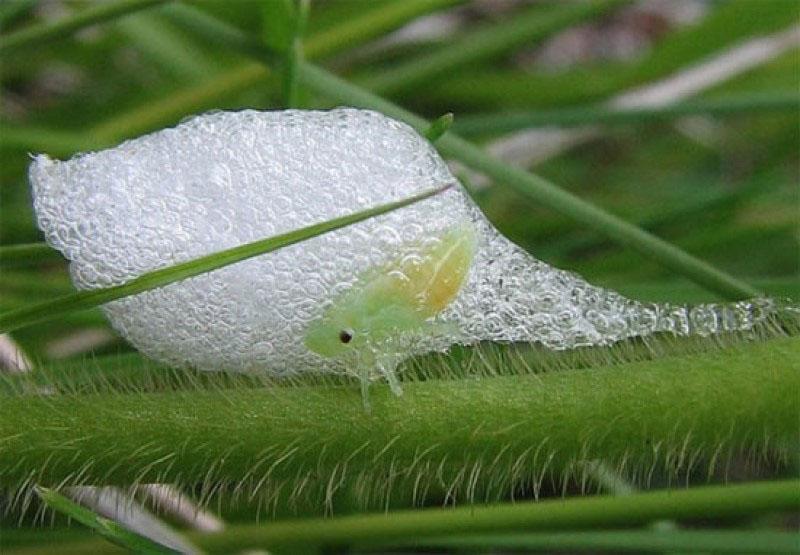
[30,108,770,375]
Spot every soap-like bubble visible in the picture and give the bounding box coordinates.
[30,108,773,376]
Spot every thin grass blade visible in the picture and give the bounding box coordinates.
[186,480,800,553]
[0,0,168,54]
[34,487,178,554]
[453,92,800,135]
[0,184,450,333]
[386,530,800,554]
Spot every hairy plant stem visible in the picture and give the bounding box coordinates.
[2,338,797,509]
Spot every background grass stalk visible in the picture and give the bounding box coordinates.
[186,480,800,553]
[285,0,309,108]
[365,529,800,554]
[452,92,800,135]
[0,0,168,54]
[0,242,62,267]
[358,0,631,96]
[82,0,462,146]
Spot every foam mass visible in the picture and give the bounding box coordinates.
[30,108,768,375]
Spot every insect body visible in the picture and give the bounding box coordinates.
[304,223,477,408]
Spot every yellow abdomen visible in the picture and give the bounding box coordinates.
[395,224,477,317]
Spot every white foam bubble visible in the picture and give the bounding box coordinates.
[30,108,769,375]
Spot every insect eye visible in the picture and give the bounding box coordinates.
[339,329,354,344]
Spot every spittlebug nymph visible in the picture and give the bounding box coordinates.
[304,223,477,409]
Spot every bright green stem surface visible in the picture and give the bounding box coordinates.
[2,338,797,504]
[0,0,168,54]
[0,185,448,333]
[187,480,800,553]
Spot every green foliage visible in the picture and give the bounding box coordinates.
[34,487,177,554]
[0,0,798,553]
[186,480,800,553]
[423,111,454,141]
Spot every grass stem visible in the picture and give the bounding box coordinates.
[0,185,449,333]
[364,529,800,554]
[188,480,800,553]
[453,92,800,135]
[0,0,168,54]
[360,0,631,96]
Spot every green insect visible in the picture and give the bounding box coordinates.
[304,223,477,410]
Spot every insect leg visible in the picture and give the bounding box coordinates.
[354,349,376,413]
[376,355,403,397]
[359,362,372,413]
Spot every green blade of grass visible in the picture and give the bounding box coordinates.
[359,0,631,96]
[277,0,310,107]
[0,126,96,155]
[165,3,762,301]
[0,242,62,267]
[378,530,800,554]
[421,0,800,110]
[262,0,297,54]
[0,184,450,333]
[263,0,300,106]
[452,92,800,136]
[0,0,35,28]
[34,487,178,554]
[116,11,220,82]
[307,0,462,59]
[187,480,800,553]
[0,0,169,54]
[261,0,311,107]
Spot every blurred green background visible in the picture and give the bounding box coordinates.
[0,0,798,552]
